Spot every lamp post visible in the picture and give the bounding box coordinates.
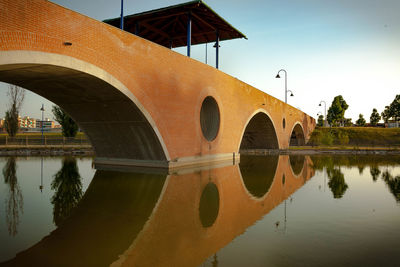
[319,100,327,126]
[40,104,44,145]
[120,0,124,30]
[275,69,293,103]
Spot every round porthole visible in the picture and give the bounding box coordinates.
[282,118,286,129]
[199,183,220,228]
[200,96,220,141]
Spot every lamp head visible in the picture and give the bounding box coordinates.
[290,92,294,97]
[319,103,321,106]
[275,74,281,79]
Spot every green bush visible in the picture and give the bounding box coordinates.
[321,131,334,145]
[337,131,349,145]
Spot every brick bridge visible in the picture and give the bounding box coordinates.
[0,0,315,169]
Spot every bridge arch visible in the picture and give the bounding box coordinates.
[0,51,169,162]
[238,110,279,152]
[289,122,305,146]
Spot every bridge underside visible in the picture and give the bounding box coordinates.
[0,63,166,162]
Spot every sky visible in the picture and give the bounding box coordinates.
[0,0,399,122]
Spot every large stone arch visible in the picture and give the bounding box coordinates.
[0,51,169,163]
[289,122,305,146]
[239,110,279,152]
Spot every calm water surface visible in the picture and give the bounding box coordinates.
[0,155,399,267]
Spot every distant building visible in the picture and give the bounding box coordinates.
[387,120,399,128]
[36,118,55,131]
[0,118,4,132]
[18,116,37,129]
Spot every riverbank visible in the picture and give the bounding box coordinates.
[1,145,399,156]
[240,146,400,155]
[0,145,94,156]
[308,127,400,147]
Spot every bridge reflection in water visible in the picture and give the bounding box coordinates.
[1,155,314,267]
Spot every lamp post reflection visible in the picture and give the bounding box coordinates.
[39,157,44,192]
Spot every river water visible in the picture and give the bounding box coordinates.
[0,155,399,267]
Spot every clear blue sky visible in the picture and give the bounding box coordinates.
[1,0,399,122]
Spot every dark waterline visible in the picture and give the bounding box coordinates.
[0,155,399,266]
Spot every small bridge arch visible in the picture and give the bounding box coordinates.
[239,110,279,152]
[289,122,306,146]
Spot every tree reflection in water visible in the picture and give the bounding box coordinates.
[2,157,23,236]
[370,166,381,182]
[381,170,400,202]
[51,157,83,226]
[327,167,348,199]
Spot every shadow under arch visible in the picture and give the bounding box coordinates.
[0,51,168,162]
[239,155,279,198]
[289,123,305,146]
[1,169,167,267]
[289,154,305,177]
[239,111,279,151]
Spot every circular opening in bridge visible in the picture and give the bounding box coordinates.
[200,96,220,141]
[199,182,220,228]
[283,118,286,129]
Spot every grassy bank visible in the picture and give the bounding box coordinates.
[308,127,400,147]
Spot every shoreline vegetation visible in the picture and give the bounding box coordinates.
[0,127,399,156]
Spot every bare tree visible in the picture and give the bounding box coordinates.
[4,84,25,137]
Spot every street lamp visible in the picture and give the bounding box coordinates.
[319,100,326,126]
[40,104,44,145]
[275,69,293,103]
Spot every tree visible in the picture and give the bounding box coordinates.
[381,106,391,123]
[327,95,348,126]
[52,105,79,137]
[369,108,381,126]
[389,94,400,122]
[356,114,366,126]
[344,118,352,127]
[4,85,25,137]
[317,115,324,127]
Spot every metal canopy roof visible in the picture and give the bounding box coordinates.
[103,0,247,48]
